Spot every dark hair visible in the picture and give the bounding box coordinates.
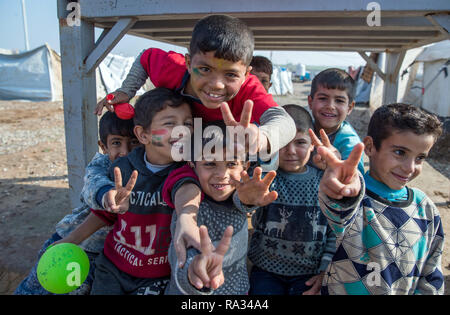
[191,120,247,162]
[133,87,190,130]
[99,111,135,146]
[368,103,443,150]
[189,15,254,66]
[283,104,314,133]
[250,56,273,76]
[310,68,356,103]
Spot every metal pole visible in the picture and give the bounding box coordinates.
[21,0,30,51]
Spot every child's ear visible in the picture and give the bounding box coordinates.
[134,125,150,145]
[98,140,108,154]
[185,54,191,71]
[307,95,313,110]
[246,66,252,77]
[244,161,251,171]
[188,161,195,169]
[363,136,374,156]
[347,100,356,115]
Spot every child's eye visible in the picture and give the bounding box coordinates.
[130,139,140,147]
[184,120,194,127]
[163,121,175,126]
[226,73,239,79]
[416,155,427,162]
[111,141,121,146]
[394,149,405,156]
[227,161,238,167]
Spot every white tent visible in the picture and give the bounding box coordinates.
[402,40,450,117]
[0,44,62,101]
[269,66,293,96]
[0,44,148,102]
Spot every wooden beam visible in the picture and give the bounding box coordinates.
[85,17,137,74]
[58,6,98,208]
[358,52,386,81]
[383,50,406,105]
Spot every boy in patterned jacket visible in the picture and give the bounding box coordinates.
[317,103,444,295]
[14,111,139,294]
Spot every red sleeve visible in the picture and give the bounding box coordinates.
[231,74,279,125]
[91,209,117,226]
[140,48,186,89]
[162,164,203,209]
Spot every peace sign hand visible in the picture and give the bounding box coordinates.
[231,167,278,207]
[188,225,233,290]
[318,143,364,200]
[103,167,138,213]
[220,100,268,156]
[309,128,341,170]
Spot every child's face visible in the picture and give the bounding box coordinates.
[308,85,355,134]
[191,156,247,202]
[136,103,193,165]
[251,70,272,92]
[364,130,435,190]
[185,51,250,109]
[99,135,141,162]
[279,131,314,173]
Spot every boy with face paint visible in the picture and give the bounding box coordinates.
[53,88,196,295]
[94,14,296,267]
[14,112,139,295]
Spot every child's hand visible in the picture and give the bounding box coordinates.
[302,272,325,295]
[94,91,130,116]
[188,225,233,290]
[309,128,341,170]
[174,211,201,269]
[231,167,278,207]
[103,167,138,213]
[220,100,267,156]
[318,143,364,199]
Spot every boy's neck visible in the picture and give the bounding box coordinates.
[316,122,343,135]
[364,171,408,202]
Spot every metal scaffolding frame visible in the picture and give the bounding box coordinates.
[57,0,450,207]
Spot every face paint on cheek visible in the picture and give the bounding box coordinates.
[151,129,167,147]
[192,68,203,77]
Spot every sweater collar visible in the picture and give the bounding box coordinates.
[364,171,408,202]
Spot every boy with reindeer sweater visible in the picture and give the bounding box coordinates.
[236,105,336,295]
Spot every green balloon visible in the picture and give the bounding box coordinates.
[37,243,90,294]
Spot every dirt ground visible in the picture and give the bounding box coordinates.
[0,82,448,295]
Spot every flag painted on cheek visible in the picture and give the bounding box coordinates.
[151,129,167,147]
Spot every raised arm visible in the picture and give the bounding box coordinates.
[94,50,148,115]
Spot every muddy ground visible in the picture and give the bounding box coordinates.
[0,82,448,294]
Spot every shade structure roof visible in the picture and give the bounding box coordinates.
[80,0,450,52]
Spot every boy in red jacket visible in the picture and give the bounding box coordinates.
[95,15,296,267]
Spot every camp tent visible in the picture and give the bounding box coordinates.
[0,44,62,101]
[269,66,294,96]
[0,44,148,102]
[402,40,450,117]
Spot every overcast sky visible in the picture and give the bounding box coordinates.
[0,0,367,68]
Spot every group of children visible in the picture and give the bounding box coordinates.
[15,14,444,295]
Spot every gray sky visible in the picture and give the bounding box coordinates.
[0,0,366,68]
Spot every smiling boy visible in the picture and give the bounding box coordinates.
[308,68,364,173]
[317,103,444,295]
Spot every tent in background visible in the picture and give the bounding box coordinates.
[402,40,450,118]
[0,44,62,101]
[0,44,149,102]
[269,66,293,96]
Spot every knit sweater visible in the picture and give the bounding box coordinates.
[245,166,336,276]
[319,174,444,295]
[165,193,250,295]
